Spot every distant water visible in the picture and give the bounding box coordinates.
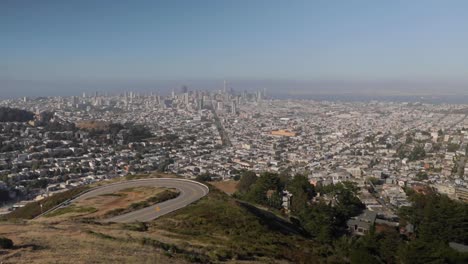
[272,93,468,105]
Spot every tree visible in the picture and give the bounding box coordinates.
[29,178,48,189]
[319,182,364,220]
[123,124,152,142]
[196,173,213,182]
[408,145,426,161]
[236,171,258,194]
[299,202,338,243]
[350,245,379,264]
[399,192,468,244]
[287,174,315,214]
[415,171,428,181]
[377,229,402,264]
[405,135,413,144]
[366,177,380,185]
[245,172,282,205]
[397,240,466,264]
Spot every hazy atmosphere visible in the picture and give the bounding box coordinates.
[3,0,468,99]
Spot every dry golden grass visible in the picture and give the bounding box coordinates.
[211,180,239,195]
[0,174,299,263]
[0,178,197,263]
[0,184,301,264]
[0,221,188,264]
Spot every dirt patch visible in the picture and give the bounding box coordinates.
[75,120,111,130]
[211,180,239,195]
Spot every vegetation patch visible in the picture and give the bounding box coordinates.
[153,187,327,263]
[45,205,97,218]
[139,237,210,263]
[122,222,149,232]
[86,230,116,240]
[98,193,126,197]
[0,107,34,122]
[0,236,14,249]
[2,186,89,220]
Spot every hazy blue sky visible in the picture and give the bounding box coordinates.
[2,0,468,97]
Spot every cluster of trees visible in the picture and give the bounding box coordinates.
[0,107,34,122]
[234,171,468,263]
[238,172,285,209]
[44,120,76,132]
[340,192,468,263]
[25,178,48,189]
[124,124,152,142]
[408,145,426,161]
[415,171,428,181]
[299,181,365,243]
[86,122,152,143]
[156,156,174,172]
[235,171,364,243]
[330,227,404,263]
[195,173,214,182]
[397,144,426,161]
[399,191,467,245]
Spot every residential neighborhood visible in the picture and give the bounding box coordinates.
[1,89,468,220]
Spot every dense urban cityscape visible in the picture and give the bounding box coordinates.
[1,86,467,218]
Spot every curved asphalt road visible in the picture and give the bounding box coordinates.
[69,178,209,223]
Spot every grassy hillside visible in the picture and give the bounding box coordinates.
[2,186,89,220]
[0,182,336,263]
[149,186,330,263]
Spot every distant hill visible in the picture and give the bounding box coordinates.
[0,107,34,122]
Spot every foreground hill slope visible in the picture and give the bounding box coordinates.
[0,185,329,263]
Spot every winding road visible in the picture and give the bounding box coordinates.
[53,178,209,223]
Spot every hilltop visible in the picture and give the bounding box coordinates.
[0,181,326,263]
[1,173,467,263]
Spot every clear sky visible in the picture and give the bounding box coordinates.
[2,0,468,97]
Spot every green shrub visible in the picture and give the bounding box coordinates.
[0,237,13,249]
[123,222,148,232]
